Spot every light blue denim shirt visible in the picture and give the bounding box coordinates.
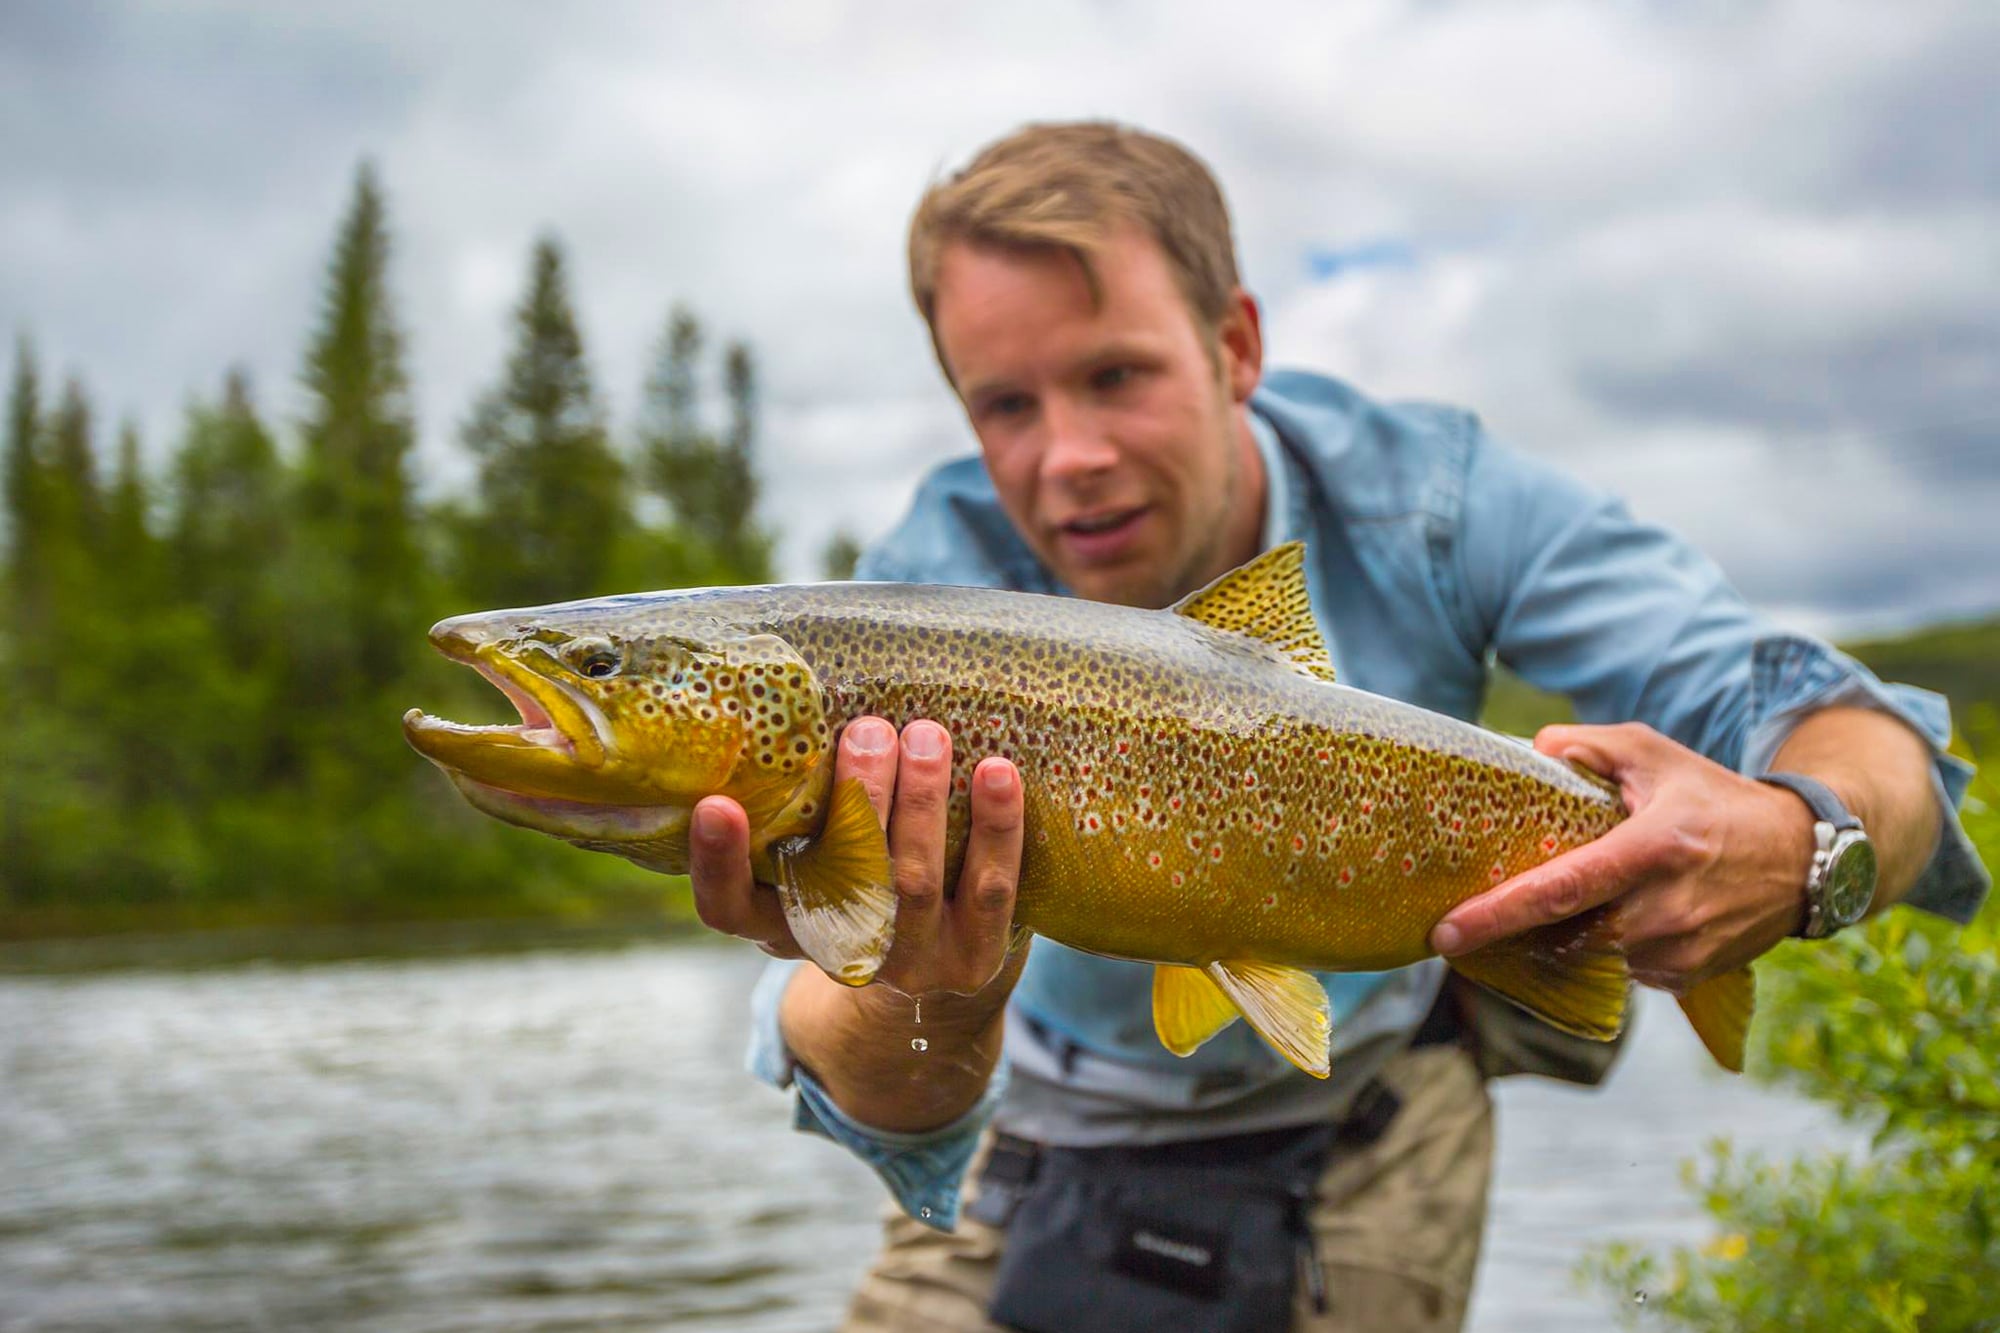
[748,368,1988,1230]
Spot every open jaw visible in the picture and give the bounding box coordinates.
[402,639,634,807]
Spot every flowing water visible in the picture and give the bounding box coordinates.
[0,939,1854,1331]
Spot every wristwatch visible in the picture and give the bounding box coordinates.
[1756,772,1878,939]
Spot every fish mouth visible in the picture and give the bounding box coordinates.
[403,616,633,802]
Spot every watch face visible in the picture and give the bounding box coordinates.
[1824,833,1879,929]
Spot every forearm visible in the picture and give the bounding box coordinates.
[1768,705,1941,911]
[779,949,1024,1133]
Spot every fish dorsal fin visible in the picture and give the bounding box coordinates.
[1152,964,1241,1056]
[1205,960,1332,1078]
[769,777,896,987]
[1169,542,1336,683]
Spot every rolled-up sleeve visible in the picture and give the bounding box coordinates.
[1455,435,1989,923]
[745,958,1007,1231]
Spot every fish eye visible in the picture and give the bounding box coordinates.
[580,652,619,680]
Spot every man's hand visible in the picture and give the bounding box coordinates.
[1428,722,1817,994]
[689,714,1028,1132]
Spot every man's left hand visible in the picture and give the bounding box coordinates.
[1428,722,1816,994]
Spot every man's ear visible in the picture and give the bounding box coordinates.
[1215,288,1264,404]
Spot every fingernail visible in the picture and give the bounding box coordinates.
[1433,922,1463,956]
[847,718,893,755]
[694,803,727,842]
[978,761,1014,795]
[904,723,944,760]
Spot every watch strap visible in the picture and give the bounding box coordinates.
[1755,772,1862,832]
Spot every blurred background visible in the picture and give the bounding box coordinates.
[2,3,1994,1330]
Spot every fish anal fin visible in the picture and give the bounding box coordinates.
[1678,967,1755,1073]
[1206,960,1332,1078]
[1153,965,1240,1057]
[1170,541,1336,684]
[1447,908,1629,1042]
[770,777,895,987]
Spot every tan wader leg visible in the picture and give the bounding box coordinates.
[839,1043,1493,1333]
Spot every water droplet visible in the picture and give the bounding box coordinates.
[1633,1290,1648,1306]
[910,1037,929,1053]
[913,996,922,1025]
[919,1207,932,1220]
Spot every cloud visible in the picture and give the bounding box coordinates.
[0,0,1993,631]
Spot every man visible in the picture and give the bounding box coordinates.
[690,123,1987,1330]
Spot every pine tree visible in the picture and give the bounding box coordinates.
[457,236,628,607]
[170,370,285,643]
[3,338,44,613]
[638,307,771,581]
[297,161,421,692]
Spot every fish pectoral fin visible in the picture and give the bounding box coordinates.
[1169,541,1337,684]
[769,777,895,987]
[1153,965,1241,1057]
[1677,966,1755,1073]
[1445,907,1629,1042]
[1206,960,1332,1078]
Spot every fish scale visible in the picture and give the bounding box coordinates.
[404,543,1753,1076]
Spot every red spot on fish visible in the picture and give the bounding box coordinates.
[1169,796,1183,811]
[1542,835,1559,853]
[1490,864,1505,882]
[1360,799,1374,815]
[1171,871,1185,887]
[1292,834,1307,853]
[1085,814,1100,832]
[1117,740,1130,755]
[1315,749,1331,762]
[1148,852,1163,868]
[1339,867,1354,886]
[1401,855,1414,874]
[1209,845,1224,862]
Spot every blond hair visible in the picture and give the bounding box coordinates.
[908,122,1241,374]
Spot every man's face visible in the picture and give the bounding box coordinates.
[930,226,1265,609]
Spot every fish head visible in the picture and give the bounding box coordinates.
[403,594,832,866]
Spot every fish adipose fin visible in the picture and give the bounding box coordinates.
[769,777,896,987]
[1676,966,1755,1073]
[1205,960,1333,1078]
[1446,908,1629,1042]
[1170,541,1337,684]
[1153,965,1241,1056]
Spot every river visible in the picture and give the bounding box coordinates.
[0,939,1851,1331]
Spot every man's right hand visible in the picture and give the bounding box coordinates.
[688,715,1029,1132]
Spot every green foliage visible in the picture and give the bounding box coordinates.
[637,304,773,582]
[0,166,773,937]
[455,236,631,608]
[820,528,863,581]
[1580,738,2000,1331]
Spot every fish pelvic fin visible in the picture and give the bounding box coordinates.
[1206,960,1332,1078]
[1446,908,1629,1043]
[769,777,895,987]
[1169,541,1337,684]
[1677,966,1755,1073]
[1152,965,1241,1057]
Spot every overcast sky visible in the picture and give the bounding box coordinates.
[4,0,1996,636]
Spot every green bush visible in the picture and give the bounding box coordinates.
[1580,725,2000,1331]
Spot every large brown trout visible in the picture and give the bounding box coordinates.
[403,543,1752,1075]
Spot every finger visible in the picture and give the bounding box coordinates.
[882,720,952,973]
[1533,722,1681,807]
[688,796,797,951]
[1431,811,1679,956]
[836,716,900,829]
[943,758,1024,993]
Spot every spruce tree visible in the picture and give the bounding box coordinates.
[170,370,285,644]
[3,338,44,612]
[297,161,421,694]
[458,236,628,607]
[638,307,771,581]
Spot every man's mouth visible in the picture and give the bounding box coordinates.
[1056,506,1149,562]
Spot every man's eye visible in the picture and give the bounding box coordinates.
[983,393,1031,419]
[1092,365,1133,392]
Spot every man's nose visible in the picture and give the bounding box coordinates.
[1038,399,1119,484]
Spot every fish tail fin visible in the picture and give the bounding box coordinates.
[770,777,896,986]
[1446,907,1629,1042]
[1677,967,1755,1073]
